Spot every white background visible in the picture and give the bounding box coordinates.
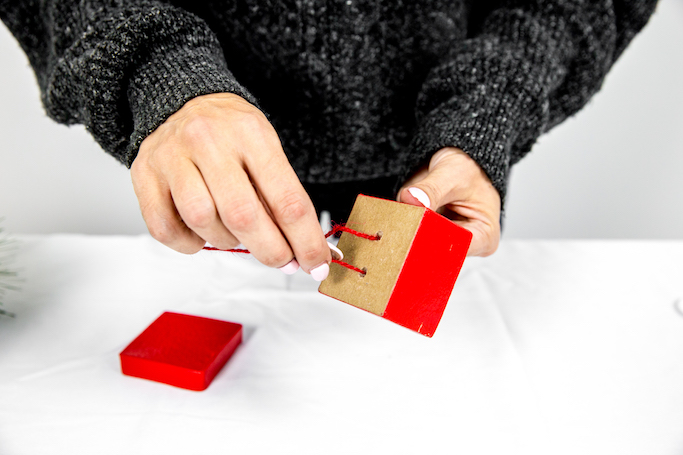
[0,0,681,238]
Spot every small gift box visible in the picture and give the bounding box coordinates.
[120,312,242,391]
[319,195,472,337]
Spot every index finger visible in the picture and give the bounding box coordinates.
[245,143,331,276]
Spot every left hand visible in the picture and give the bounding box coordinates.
[397,147,501,257]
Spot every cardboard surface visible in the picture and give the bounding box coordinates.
[319,195,424,315]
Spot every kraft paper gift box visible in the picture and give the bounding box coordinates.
[319,195,472,337]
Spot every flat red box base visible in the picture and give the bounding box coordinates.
[120,312,242,391]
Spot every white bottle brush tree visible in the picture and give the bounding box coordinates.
[0,222,18,317]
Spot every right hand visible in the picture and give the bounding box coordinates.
[130,93,331,280]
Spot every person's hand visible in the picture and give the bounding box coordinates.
[397,147,501,257]
[130,93,332,280]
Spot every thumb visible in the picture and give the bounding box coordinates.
[399,155,455,210]
[399,148,502,257]
[399,185,434,210]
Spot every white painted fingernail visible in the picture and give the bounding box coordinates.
[328,242,343,260]
[408,187,431,209]
[278,259,299,275]
[310,263,330,282]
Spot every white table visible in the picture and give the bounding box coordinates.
[1,235,682,454]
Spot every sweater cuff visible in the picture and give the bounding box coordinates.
[399,77,544,205]
[125,37,257,168]
[399,9,573,205]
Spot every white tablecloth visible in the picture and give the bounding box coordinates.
[1,235,682,454]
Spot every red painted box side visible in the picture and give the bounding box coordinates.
[381,209,472,337]
[119,312,242,391]
[120,355,208,391]
[202,332,242,389]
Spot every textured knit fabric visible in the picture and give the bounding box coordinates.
[0,0,658,219]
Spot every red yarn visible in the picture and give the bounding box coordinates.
[332,259,366,276]
[202,247,249,254]
[325,224,381,241]
[202,223,378,276]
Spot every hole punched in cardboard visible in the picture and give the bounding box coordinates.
[319,195,472,337]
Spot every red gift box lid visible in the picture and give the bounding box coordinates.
[120,312,242,391]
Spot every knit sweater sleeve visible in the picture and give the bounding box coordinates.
[401,0,658,203]
[0,0,257,167]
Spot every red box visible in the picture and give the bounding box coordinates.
[120,312,242,391]
[319,195,472,337]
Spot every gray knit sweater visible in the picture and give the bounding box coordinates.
[0,0,657,219]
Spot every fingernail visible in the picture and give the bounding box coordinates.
[408,187,431,209]
[310,262,330,282]
[328,242,343,260]
[278,259,299,275]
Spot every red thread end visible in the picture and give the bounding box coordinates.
[332,259,366,276]
[203,223,378,276]
[202,247,250,254]
[325,224,381,241]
